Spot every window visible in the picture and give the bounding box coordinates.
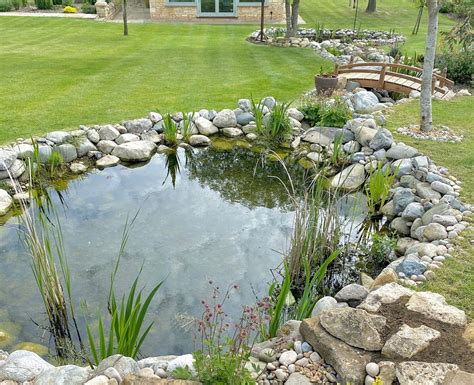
[166,0,196,5]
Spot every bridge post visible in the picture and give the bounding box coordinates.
[378,63,387,89]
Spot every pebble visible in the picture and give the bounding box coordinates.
[326,372,337,383]
[279,350,297,366]
[365,375,375,385]
[309,352,322,363]
[267,363,276,371]
[294,341,303,354]
[301,342,312,352]
[275,369,288,381]
[155,368,167,378]
[288,364,296,373]
[433,256,445,262]
[424,270,436,280]
[366,362,380,377]
[295,358,309,367]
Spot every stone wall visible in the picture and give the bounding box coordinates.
[149,0,285,22]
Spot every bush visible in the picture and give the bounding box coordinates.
[439,1,455,13]
[436,50,474,85]
[300,100,323,126]
[11,0,20,9]
[326,47,341,57]
[318,98,351,128]
[0,0,13,11]
[62,0,73,5]
[81,2,95,13]
[63,5,77,12]
[35,0,52,9]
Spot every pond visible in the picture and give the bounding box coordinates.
[0,145,365,357]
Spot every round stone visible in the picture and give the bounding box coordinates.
[279,350,297,366]
[366,362,380,377]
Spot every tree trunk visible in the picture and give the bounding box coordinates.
[365,0,376,13]
[420,0,440,132]
[285,0,292,37]
[123,0,128,36]
[285,0,299,37]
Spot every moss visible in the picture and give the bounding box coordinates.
[13,342,49,356]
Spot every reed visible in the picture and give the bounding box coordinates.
[365,162,398,217]
[180,112,195,142]
[163,114,178,146]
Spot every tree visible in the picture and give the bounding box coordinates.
[412,0,426,35]
[123,0,128,36]
[285,0,300,38]
[365,0,376,13]
[420,0,443,131]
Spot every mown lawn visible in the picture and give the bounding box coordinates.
[0,17,331,144]
[299,0,456,52]
[386,97,474,318]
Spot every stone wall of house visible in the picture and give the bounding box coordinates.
[149,0,285,22]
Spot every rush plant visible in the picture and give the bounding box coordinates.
[365,162,398,216]
[163,114,178,146]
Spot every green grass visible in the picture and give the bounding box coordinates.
[0,17,331,144]
[300,0,456,52]
[386,97,474,318]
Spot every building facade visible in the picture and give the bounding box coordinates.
[149,0,285,23]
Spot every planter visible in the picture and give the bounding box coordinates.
[315,75,339,96]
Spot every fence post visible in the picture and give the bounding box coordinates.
[378,63,387,89]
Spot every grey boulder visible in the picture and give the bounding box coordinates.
[213,109,237,128]
[0,148,17,170]
[111,141,157,162]
[35,365,90,385]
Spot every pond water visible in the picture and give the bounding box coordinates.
[0,145,366,357]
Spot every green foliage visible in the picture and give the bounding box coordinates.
[35,0,52,9]
[180,112,195,142]
[62,0,74,6]
[11,0,20,10]
[48,151,65,177]
[0,0,13,11]
[370,233,397,265]
[162,114,178,146]
[318,98,351,128]
[328,133,347,167]
[250,97,264,133]
[258,101,292,145]
[299,100,323,126]
[265,263,291,339]
[326,47,341,57]
[436,50,473,85]
[365,162,398,216]
[171,367,195,380]
[81,2,96,13]
[86,215,163,365]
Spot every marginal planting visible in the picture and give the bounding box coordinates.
[365,162,398,217]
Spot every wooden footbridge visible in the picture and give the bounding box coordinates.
[336,62,454,99]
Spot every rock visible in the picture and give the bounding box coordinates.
[116,133,140,145]
[236,112,254,126]
[53,144,77,163]
[104,367,122,383]
[188,135,210,146]
[112,141,156,162]
[38,145,52,164]
[353,126,378,147]
[68,162,87,174]
[0,159,26,180]
[123,374,199,384]
[369,269,398,290]
[416,182,441,201]
[406,292,467,326]
[195,117,218,136]
[431,181,453,195]
[97,140,117,155]
[422,203,451,225]
[301,342,312,353]
[288,108,304,121]
[396,255,426,276]
[344,140,361,154]
[279,350,297,366]
[307,152,323,163]
[123,119,153,134]
[166,354,195,376]
[432,214,457,227]
[390,217,411,236]
[369,128,393,150]
[97,355,139,378]
[85,375,110,385]
[382,324,440,359]
[330,163,365,191]
[423,223,448,241]
[141,131,162,144]
[285,372,312,385]
[409,90,421,98]
[148,112,163,124]
[0,350,54,382]
[302,127,353,146]
[98,125,120,141]
[275,368,288,381]
[262,96,276,110]
[87,129,100,144]
[360,272,374,290]
[443,370,474,385]
[256,348,276,363]
[75,138,97,157]
[396,362,458,385]
[319,307,386,351]
[359,282,414,312]
[393,188,416,214]
[386,143,418,159]
[311,296,337,317]
[213,109,237,128]
[401,202,425,221]
[377,361,396,385]
[238,98,252,112]
[334,284,368,307]
[0,149,17,170]
[46,131,70,144]
[35,365,89,385]
[366,362,379,377]
[13,144,34,160]
[96,155,120,168]
[301,317,374,385]
[222,127,243,137]
[0,190,13,216]
[351,91,379,113]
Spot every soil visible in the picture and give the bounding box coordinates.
[378,298,474,372]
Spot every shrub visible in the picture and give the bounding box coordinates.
[11,0,20,9]
[36,0,52,9]
[318,98,351,128]
[439,1,455,13]
[63,5,77,12]
[81,2,95,12]
[436,50,473,85]
[0,0,13,11]
[299,100,323,126]
[62,0,74,6]
[326,47,341,57]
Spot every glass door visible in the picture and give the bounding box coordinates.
[198,0,235,16]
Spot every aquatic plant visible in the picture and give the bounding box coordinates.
[180,112,195,142]
[262,102,293,145]
[250,97,264,134]
[328,133,347,167]
[365,162,398,217]
[163,114,178,146]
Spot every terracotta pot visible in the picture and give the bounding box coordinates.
[315,75,339,96]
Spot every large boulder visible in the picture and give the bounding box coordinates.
[311,296,338,317]
[405,292,467,327]
[0,159,26,180]
[0,148,17,170]
[334,284,369,307]
[115,133,140,145]
[358,283,414,313]
[13,144,34,160]
[396,361,458,385]
[166,354,195,376]
[302,127,353,146]
[195,117,218,136]
[319,308,387,351]
[416,182,442,201]
[97,140,117,155]
[0,350,54,382]
[75,138,97,157]
[330,164,366,191]
[351,91,379,113]
[45,131,71,144]
[393,188,416,214]
[395,255,426,276]
[382,324,440,359]
[189,135,211,146]
[213,109,237,128]
[55,144,78,163]
[99,125,120,141]
[97,354,140,378]
[422,223,448,241]
[96,155,120,168]
[35,365,90,385]
[369,128,393,150]
[301,317,375,385]
[112,141,157,162]
[353,126,378,147]
[0,189,13,216]
[386,143,418,159]
[123,119,153,134]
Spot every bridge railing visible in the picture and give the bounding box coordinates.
[335,62,454,93]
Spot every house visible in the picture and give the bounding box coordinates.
[149,0,285,22]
